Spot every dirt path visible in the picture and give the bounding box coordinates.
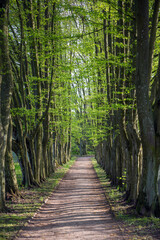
[15,157,127,240]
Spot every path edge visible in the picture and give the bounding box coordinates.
[13,157,78,240]
[90,156,127,240]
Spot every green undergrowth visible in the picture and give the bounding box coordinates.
[0,157,76,240]
[14,163,23,186]
[92,158,160,240]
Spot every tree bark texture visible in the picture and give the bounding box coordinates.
[0,0,13,211]
[135,0,158,215]
[5,118,19,196]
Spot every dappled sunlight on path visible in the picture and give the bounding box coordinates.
[15,157,127,239]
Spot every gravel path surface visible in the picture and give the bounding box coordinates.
[15,157,127,240]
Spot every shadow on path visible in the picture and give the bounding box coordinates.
[15,157,128,240]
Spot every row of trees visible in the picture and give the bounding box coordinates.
[71,0,160,216]
[0,0,73,211]
[0,0,160,217]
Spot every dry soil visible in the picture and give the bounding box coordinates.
[15,157,128,240]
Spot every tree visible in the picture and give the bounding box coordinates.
[0,0,13,211]
[9,0,72,187]
[135,0,160,215]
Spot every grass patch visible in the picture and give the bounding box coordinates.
[14,162,23,186]
[92,157,160,240]
[0,157,76,240]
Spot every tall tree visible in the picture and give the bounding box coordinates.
[0,0,13,211]
[135,0,160,215]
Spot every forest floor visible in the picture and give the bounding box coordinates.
[0,157,160,239]
[92,158,160,240]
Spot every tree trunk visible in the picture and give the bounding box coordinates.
[110,135,117,185]
[153,54,160,216]
[148,0,160,81]
[135,0,157,215]
[0,0,13,211]
[16,118,38,187]
[5,118,19,196]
